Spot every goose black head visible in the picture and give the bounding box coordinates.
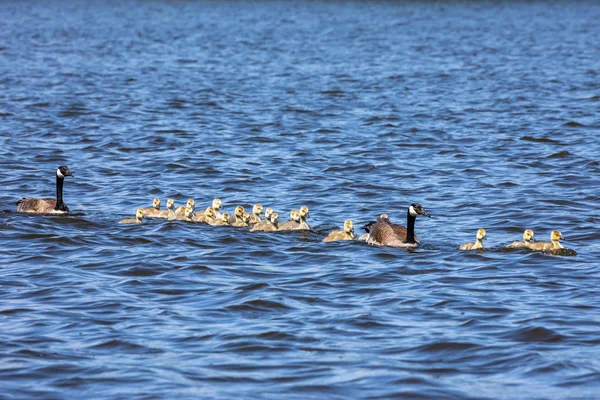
[409,203,430,217]
[56,166,74,179]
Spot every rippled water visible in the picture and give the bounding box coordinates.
[1,1,600,399]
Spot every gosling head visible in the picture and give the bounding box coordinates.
[408,203,430,217]
[252,204,263,216]
[523,229,534,242]
[205,206,216,219]
[184,205,195,218]
[551,230,564,242]
[56,166,74,179]
[221,212,231,224]
[242,212,251,224]
[136,208,144,220]
[186,199,195,210]
[344,219,354,235]
[270,212,279,225]
[476,228,487,241]
[166,198,175,210]
[299,205,310,219]
[234,205,245,218]
[212,198,223,210]
[264,207,273,220]
[152,198,160,210]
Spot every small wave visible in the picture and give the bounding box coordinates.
[505,326,566,343]
[520,136,560,144]
[548,151,572,159]
[563,121,586,128]
[226,299,292,312]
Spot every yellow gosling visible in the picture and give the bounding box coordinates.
[141,198,162,218]
[278,209,301,231]
[528,230,564,251]
[459,228,487,250]
[250,212,279,232]
[323,219,355,242]
[506,229,535,249]
[119,208,144,224]
[249,204,263,224]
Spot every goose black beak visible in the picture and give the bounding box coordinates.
[421,210,431,217]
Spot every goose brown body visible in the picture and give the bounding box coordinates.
[367,204,430,248]
[17,166,74,214]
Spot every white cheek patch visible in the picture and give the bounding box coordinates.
[56,168,65,178]
[409,206,417,217]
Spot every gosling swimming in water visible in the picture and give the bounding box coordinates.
[172,199,195,219]
[367,203,430,248]
[298,205,311,230]
[155,198,175,219]
[231,212,251,227]
[119,208,144,224]
[16,166,74,214]
[194,206,217,224]
[459,228,487,250]
[141,198,162,218]
[196,198,223,220]
[278,209,301,231]
[229,205,245,225]
[506,229,535,249]
[323,219,355,242]
[250,212,279,232]
[248,204,263,224]
[528,230,565,251]
[211,212,231,226]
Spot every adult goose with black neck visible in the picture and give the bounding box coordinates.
[367,203,430,248]
[17,166,74,214]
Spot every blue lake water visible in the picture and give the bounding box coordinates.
[1,1,600,398]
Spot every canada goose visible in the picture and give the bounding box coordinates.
[459,228,487,250]
[119,208,144,224]
[367,203,430,248]
[248,204,263,224]
[250,212,279,232]
[229,205,245,225]
[298,205,311,230]
[323,219,355,242]
[506,229,535,249]
[16,166,74,214]
[155,198,175,219]
[278,209,301,231]
[232,212,251,227]
[193,206,217,224]
[212,212,231,226]
[528,230,565,251]
[141,198,162,218]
